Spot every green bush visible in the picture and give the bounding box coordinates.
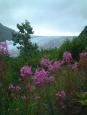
[57,37,87,60]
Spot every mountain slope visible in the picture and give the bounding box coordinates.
[78,26,87,46]
[79,26,87,38]
[0,23,14,42]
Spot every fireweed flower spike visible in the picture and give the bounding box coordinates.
[48,60,64,72]
[32,68,48,87]
[71,63,78,70]
[15,85,21,93]
[80,52,87,60]
[56,91,66,109]
[0,41,8,56]
[8,83,15,94]
[56,90,66,98]
[40,57,51,67]
[20,65,32,80]
[47,76,55,84]
[48,64,55,72]
[63,51,73,63]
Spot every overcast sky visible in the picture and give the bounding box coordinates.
[0,0,87,36]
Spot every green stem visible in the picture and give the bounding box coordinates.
[46,85,54,115]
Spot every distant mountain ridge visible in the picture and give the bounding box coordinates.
[0,23,73,42]
[78,26,87,42]
[0,23,14,42]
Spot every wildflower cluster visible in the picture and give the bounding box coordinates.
[20,65,32,80]
[6,51,87,114]
[63,51,72,63]
[33,68,55,87]
[40,57,51,67]
[40,57,64,72]
[33,68,48,86]
[0,41,8,56]
[8,83,21,96]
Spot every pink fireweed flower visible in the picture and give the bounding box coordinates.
[56,90,66,110]
[40,57,51,67]
[80,52,87,60]
[21,95,29,101]
[59,60,65,65]
[0,41,8,56]
[67,62,78,70]
[71,63,78,70]
[20,65,32,79]
[47,76,55,84]
[48,61,64,72]
[53,61,60,67]
[52,61,63,69]
[15,85,21,93]
[63,51,73,63]
[48,64,55,71]
[8,83,15,94]
[33,68,48,87]
[56,90,66,98]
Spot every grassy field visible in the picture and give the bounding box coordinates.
[0,47,87,115]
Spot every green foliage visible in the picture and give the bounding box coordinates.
[57,39,72,59]
[4,52,41,84]
[57,26,87,60]
[40,48,59,60]
[13,20,39,57]
[76,92,87,106]
[57,37,87,60]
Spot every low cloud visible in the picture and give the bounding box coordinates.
[0,0,87,35]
